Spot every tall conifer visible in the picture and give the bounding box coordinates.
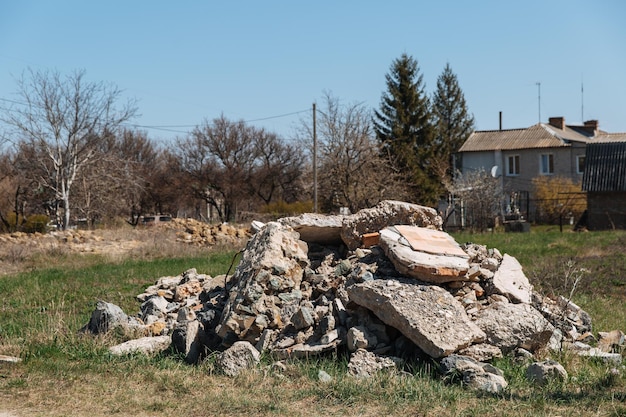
[432,63,475,180]
[373,54,439,205]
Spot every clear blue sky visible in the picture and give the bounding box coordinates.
[1,1,625,144]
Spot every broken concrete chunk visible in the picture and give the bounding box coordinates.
[347,325,378,352]
[217,222,309,344]
[347,348,401,378]
[474,302,554,353]
[457,343,503,362]
[171,320,203,364]
[598,330,625,353]
[291,306,315,330]
[278,213,344,245]
[273,339,342,360]
[379,227,469,283]
[492,254,533,304]
[348,279,485,358]
[216,341,260,377]
[439,354,508,394]
[526,360,568,386]
[341,200,443,250]
[109,336,171,356]
[81,300,144,336]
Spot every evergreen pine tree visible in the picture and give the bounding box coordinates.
[373,54,439,205]
[432,63,475,183]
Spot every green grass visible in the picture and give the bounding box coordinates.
[0,231,625,416]
[453,227,626,332]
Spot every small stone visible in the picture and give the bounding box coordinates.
[526,360,568,386]
[321,329,339,344]
[347,348,400,378]
[109,336,171,356]
[347,326,378,352]
[291,306,315,330]
[480,258,499,272]
[216,341,260,377]
[318,370,333,383]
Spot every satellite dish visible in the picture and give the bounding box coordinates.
[490,165,500,178]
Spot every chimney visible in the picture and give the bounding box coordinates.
[548,117,565,129]
[582,120,599,136]
[499,111,502,131]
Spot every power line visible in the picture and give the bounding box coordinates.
[124,109,310,136]
[1,96,310,136]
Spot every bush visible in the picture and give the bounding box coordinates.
[260,200,314,217]
[532,176,586,224]
[23,214,50,233]
[0,213,49,234]
[0,212,25,233]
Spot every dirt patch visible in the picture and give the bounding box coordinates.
[0,219,251,276]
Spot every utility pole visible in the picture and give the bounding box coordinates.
[313,103,318,213]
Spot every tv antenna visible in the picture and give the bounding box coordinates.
[535,82,541,123]
[581,74,584,123]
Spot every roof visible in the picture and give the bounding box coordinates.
[582,141,626,192]
[459,123,594,152]
[594,132,626,143]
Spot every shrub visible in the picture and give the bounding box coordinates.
[23,214,50,233]
[532,176,586,224]
[0,212,25,233]
[260,200,314,217]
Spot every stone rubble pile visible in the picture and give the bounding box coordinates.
[82,200,625,393]
[168,218,251,247]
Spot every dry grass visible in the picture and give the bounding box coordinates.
[1,227,625,416]
[0,224,248,276]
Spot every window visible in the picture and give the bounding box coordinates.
[577,155,585,174]
[540,153,554,175]
[506,155,520,176]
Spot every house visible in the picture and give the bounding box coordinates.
[456,117,599,222]
[581,141,626,230]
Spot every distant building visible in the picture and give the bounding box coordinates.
[456,117,625,222]
[581,141,626,230]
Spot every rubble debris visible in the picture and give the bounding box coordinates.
[80,300,144,336]
[80,200,619,392]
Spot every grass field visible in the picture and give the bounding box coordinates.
[1,228,625,416]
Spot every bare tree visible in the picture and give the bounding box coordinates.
[178,116,258,222]
[0,150,28,231]
[1,69,137,229]
[300,92,408,213]
[251,131,306,205]
[450,169,502,231]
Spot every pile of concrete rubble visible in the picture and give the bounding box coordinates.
[82,201,624,393]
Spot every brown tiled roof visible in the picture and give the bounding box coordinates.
[582,141,626,192]
[459,123,593,152]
